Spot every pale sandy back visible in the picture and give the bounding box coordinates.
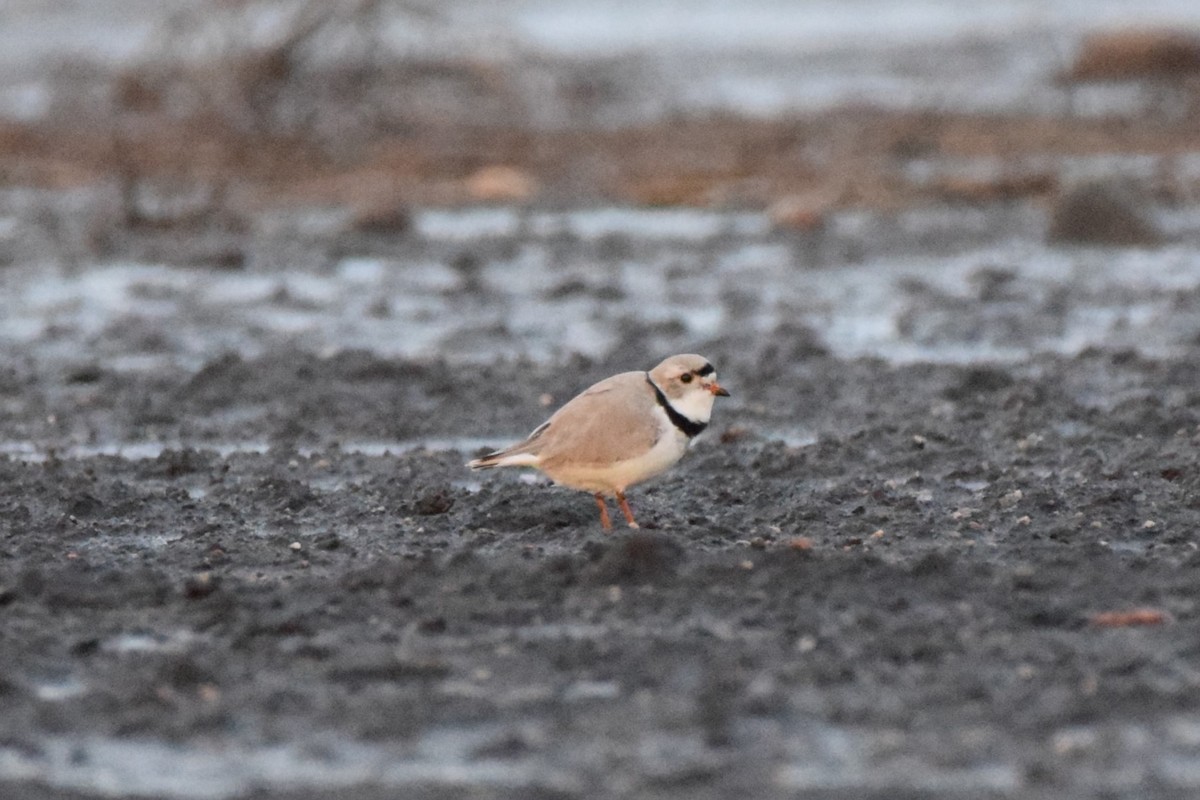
[535,371,659,470]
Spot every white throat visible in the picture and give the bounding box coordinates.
[666,386,715,424]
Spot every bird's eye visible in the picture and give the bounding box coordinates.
[680,373,694,383]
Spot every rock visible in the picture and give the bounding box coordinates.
[1046,180,1164,247]
[414,488,454,516]
[768,193,832,232]
[348,202,411,235]
[183,572,219,599]
[943,366,1015,400]
[1065,29,1200,82]
[466,166,537,203]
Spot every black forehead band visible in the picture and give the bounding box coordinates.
[695,363,715,377]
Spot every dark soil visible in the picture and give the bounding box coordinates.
[3,335,1200,798]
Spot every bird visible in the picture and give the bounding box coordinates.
[468,354,730,530]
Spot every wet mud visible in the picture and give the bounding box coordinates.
[3,328,1200,798]
[3,4,1200,794]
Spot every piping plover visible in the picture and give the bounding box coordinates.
[468,354,729,530]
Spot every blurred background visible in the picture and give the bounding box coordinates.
[2,0,1200,377]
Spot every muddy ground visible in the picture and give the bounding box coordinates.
[3,319,1200,798]
[4,5,1200,798]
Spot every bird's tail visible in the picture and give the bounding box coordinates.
[467,422,548,470]
[467,449,539,470]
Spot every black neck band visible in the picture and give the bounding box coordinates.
[646,374,707,438]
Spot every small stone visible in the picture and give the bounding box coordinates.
[348,202,411,235]
[466,165,537,203]
[999,490,1024,509]
[768,193,831,231]
[1052,728,1098,756]
[314,533,342,551]
[720,426,751,444]
[1047,180,1164,247]
[1016,434,1044,451]
[415,489,454,516]
[183,572,218,599]
[1089,608,1170,627]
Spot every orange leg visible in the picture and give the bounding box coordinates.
[616,491,640,529]
[593,493,613,530]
